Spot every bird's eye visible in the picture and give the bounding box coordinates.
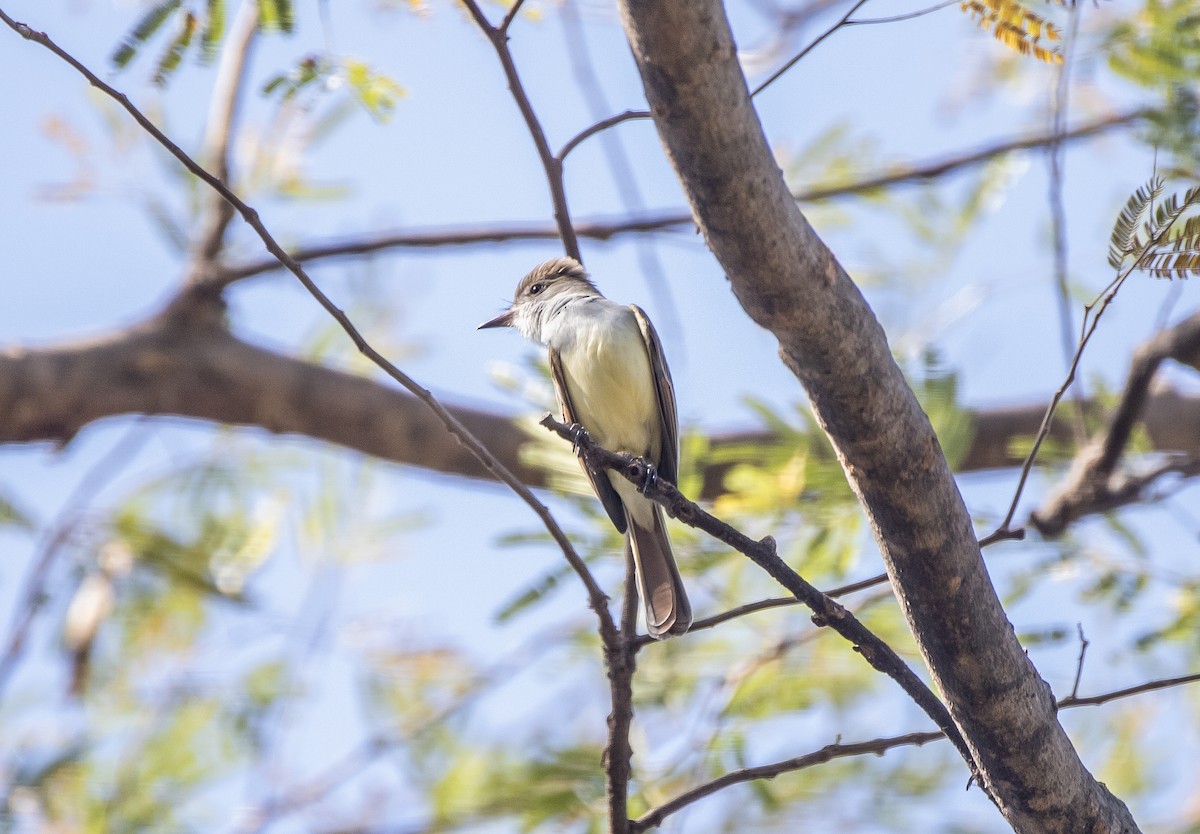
[529,282,546,295]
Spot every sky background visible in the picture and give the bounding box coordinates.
[1,0,1199,831]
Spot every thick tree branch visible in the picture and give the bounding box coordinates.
[616,1,1139,830]
[4,319,1200,503]
[215,111,1140,286]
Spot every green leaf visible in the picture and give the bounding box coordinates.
[200,0,227,62]
[259,0,294,33]
[341,58,406,122]
[0,491,35,530]
[110,0,183,69]
[153,11,198,87]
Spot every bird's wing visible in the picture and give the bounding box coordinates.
[549,345,628,533]
[631,305,679,485]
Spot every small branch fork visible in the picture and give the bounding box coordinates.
[630,668,1200,832]
[459,0,581,261]
[991,191,1200,541]
[539,415,989,797]
[1032,310,1200,536]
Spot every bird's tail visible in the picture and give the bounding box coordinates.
[627,505,692,639]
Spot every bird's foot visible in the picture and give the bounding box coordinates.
[566,422,589,454]
[638,460,659,495]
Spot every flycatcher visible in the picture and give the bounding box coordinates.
[479,258,692,638]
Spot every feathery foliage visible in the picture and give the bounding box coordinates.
[959,0,1063,64]
[1109,178,1200,279]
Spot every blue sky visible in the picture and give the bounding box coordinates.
[1,0,1198,830]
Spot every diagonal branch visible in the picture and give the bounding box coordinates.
[629,731,944,833]
[539,414,987,794]
[1032,310,1200,536]
[633,670,1200,832]
[616,2,1138,828]
[0,6,617,644]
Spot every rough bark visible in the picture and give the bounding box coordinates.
[3,316,1198,507]
[616,0,1140,831]
[0,307,537,486]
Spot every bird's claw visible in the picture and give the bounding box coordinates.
[639,460,658,495]
[567,422,588,454]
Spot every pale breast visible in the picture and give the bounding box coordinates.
[555,305,661,458]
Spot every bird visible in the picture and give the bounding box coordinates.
[479,257,691,638]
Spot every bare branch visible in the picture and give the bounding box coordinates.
[0,7,618,644]
[1070,624,1090,701]
[1058,671,1200,709]
[602,546,640,834]
[632,669,1200,832]
[540,415,986,791]
[557,109,651,162]
[993,197,1200,539]
[750,0,869,97]
[846,0,959,26]
[498,0,526,34]
[216,110,1140,286]
[460,0,580,260]
[629,732,944,833]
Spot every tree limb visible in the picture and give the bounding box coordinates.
[460,0,580,261]
[214,111,1140,285]
[615,1,1139,830]
[632,670,1200,832]
[539,415,986,794]
[630,731,944,833]
[4,318,1200,501]
[1032,310,1200,536]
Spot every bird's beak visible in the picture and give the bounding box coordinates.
[477,308,516,330]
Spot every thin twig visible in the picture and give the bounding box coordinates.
[1031,311,1200,535]
[558,110,651,162]
[1069,624,1089,700]
[539,415,988,793]
[1047,2,1087,441]
[1058,671,1200,708]
[0,7,617,644]
[498,0,526,34]
[602,546,640,834]
[846,0,959,26]
[636,570,897,648]
[558,1,682,344]
[459,0,580,260]
[993,184,1200,536]
[629,732,944,833]
[632,669,1200,831]
[751,0,869,97]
